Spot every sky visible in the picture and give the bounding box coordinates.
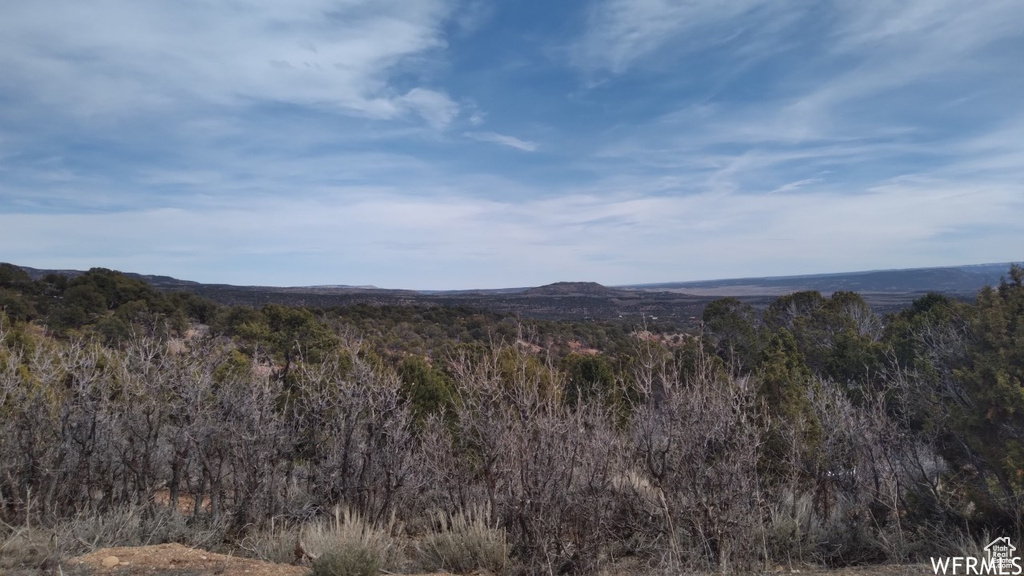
[1,1,1023,289]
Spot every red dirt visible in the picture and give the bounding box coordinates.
[68,543,308,576]
[66,543,932,576]
[66,543,467,576]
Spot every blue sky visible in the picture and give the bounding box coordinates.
[1,0,1022,289]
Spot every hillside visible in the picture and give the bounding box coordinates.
[9,261,1020,327]
[628,262,1016,296]
[523,281,624,296]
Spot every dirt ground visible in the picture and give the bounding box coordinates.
[64,543,467,576]
[61,544,934,576]
[67,543,309,576]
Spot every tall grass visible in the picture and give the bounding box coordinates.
[418,506,508,574]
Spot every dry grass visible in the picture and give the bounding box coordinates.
[0,504,228,575]
[56,505,225,554]
[417,507,509,575]
[237,521,300,565]
[0,525,59,574]
[241,507,399,573]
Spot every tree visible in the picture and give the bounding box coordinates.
[0,289,33,322]
[0,264,32,289]
[763,291,883,386]
[562,354,614,407]
[237,304,341,385]
[757,329,821,479]
[952,266,1024,533]
[398,355,457,424]
[702,297,759,372]
[51,283,106,330]
[764,291,826,333]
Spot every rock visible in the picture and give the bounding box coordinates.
[101,555,120,568]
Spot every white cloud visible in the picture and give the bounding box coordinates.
[831,0,1024,54]
[3,177,1020,288]
[573,0,1024,132]
[573,0,776,73]
[2,1,1022,289]
[400,88,460,129]
[0,0,460,126]
[464,131,538,152]
[770,2,1024,140]
[573,0,1024,205]
[575,0,1023,75]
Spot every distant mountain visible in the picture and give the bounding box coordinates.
[18,265,86,281]
[309,284,382,290]
[523,282,624,297]
[11,261,1019,325]
[15,262,1019,298]
[627,263,1019,296]
[18,265,200,289]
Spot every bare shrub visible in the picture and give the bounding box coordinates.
[438,346,627,575]
[930,527,992,560]
[54,504,225,555]
[788,375,951,565]
[0,526,59,573]
[629,345,766,573]
[284,351,417,525]
[0,318,978,574]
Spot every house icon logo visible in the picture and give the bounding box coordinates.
[985,537,1018,569]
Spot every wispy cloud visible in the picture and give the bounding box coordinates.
[465,131,538,152]
[400,88,460,129]
[572,0,779,73]
[0,1,460,126]
[571,0,1024,201]
[830,0,1024,53]
[3,172,1020,289]
[1,1,1021,288]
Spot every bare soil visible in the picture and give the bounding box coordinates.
[67,544,309,576]
[61,544,933,576]
[64,543,468,576]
